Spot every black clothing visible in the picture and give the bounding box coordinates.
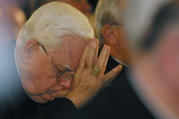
[80,56,155,119]
[0,89,78,119]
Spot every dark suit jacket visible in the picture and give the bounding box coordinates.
[79,56,155,119]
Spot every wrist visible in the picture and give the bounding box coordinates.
[66,93,82,109]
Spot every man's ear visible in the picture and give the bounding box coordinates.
[23,39,39,63]
[101,24,118,45]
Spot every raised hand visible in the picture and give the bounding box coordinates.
[66,38,123,108]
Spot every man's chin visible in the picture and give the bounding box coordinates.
[28,89,71,103]
[32,96,56,103]
[30,95,49,104]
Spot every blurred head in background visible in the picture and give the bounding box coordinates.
[0,2,26,97]
[0,5,26,43]
[95,0,131,66]
[16,2,94,103]
[125,0,179,118]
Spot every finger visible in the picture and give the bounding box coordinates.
[93,39,99,66]
[86,39,97,68]
[74,45,89,87]
[96,45,110,76]
[102,65,123,85]
[100,46,111,75]
[77,45,89,72]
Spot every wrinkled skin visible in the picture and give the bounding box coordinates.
[21,35,86,103]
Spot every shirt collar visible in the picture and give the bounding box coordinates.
[111,56,128,67]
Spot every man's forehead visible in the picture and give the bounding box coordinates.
[49,35,87,71]
[60,34,88,42]
[59,35,87,51]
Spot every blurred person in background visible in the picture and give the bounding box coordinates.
[95,0,130,66]
[0,0,30,18]
[0,3,26,96]
[0,2,121,119]
[0,5,26,41]
[78,0,155,119]
[125,0,179,118]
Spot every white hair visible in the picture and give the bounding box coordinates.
[95,0,126,45]
[16,1,94,52]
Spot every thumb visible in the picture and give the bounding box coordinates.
[102,65,123,85]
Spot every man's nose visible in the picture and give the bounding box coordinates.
[58,76,73,89]
[50,78,72,91]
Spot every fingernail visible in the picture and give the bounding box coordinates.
[117,65,123,71]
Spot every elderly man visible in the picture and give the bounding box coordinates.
[124,0,179,118]
[0,2,121,119]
